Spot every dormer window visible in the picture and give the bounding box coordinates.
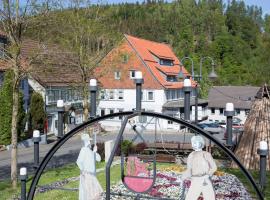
[160,59,173,66]
[167,75,177,82]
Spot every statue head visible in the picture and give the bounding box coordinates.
[191,135,205,151]
[81,133,92,147]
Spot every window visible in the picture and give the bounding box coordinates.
[67,89,73,101]
[114,71,121,80]
[122,54,129,63]
[147,91,154,101]
[109,108,114,119]
[100,108,105,116]
[73,90,78,101]
[109,90,114,100]
[160,59,173,66]
[172,90,176,100]
[245,109,250,116]
[47,90,60,103]
[236,109,240,115]
[211,108,215,114]
[219,108,224,115]
[100,90,105,100]
[118,90,124,100]
[167,75,177,82]
[130,70,136,79]
[118,109,124,120]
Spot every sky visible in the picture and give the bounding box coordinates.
[241,0,270,16]
[22,0,270,16]
[95,0,270,16]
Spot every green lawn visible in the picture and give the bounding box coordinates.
[1,162,269,200]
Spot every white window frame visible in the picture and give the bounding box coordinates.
[130,70,136,79]
[109,90,114,100]
[109,108,114,119]
[147,91,154,101]
[114,71,121,80]
[118,90,124,100]
[100,90,105,100]
[100,108,105,116]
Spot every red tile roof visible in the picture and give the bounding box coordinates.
[96,35,196,90]
[124,34,195,89]
[96,39,162,89]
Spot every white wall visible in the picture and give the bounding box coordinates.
[98,89,167,130]
[207,108,248,123]
[28,77,46,99]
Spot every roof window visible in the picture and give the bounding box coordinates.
[160,59,173,66]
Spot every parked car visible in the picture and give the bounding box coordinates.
[198,123,226,135]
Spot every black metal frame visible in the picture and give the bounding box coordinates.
[27,111,264,200]
[119,114,157,194]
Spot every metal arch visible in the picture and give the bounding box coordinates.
[27,111,264,200]
[140,111,264,200]
[27,111,133,200]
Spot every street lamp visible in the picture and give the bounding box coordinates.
[184,78,192,121]
[180,57,194,79]
[89,79,98,119]
[134,71,144,111]
[257,141,268,192]
[180,56,218,124]
[57,100,64,139]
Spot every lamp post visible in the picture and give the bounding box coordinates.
[57,100,64,139]
[225,103,234,147]
[33,130,41,168]
[134,71,144,111]
[90,79,97,119]
[180,56,217,124]
[257,141,268,192]
[184,78,192,121]
[20,167,27,200]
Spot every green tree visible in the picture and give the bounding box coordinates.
[0,71,25,145]
[0,70,13,145]
[29,92,46,132]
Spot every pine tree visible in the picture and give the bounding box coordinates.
[29,92,46,132]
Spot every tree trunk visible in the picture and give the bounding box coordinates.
[83,84,89,122]
[11,86,19,188]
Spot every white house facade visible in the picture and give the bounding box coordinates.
[207,86,260,124]
[95,35,208,130]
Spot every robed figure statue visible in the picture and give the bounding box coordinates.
[76,134,103,200]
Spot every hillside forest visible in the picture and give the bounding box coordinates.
[25,0,270,87]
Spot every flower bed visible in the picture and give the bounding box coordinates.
[103,170,253,200]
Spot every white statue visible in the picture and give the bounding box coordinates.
[182,135,217,200]
[76,134,103,200]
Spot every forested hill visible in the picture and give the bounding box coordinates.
[27,0,270,87]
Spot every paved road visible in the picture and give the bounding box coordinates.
[0,129,225,180]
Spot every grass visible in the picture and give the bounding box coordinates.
[1,162,269,200]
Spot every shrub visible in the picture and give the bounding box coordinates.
[0,70,25,145]
[29,92,46,132]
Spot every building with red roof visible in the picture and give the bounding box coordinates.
[96,35,208,130]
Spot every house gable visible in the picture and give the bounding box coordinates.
[95,38,162,89]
